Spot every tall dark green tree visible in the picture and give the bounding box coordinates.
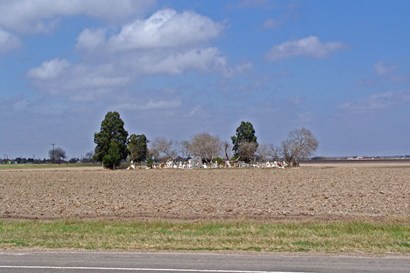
[128,134,148,163]
[93,111,128,169]
[231,121,258,162]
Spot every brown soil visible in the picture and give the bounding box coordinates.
[1,163,409,221]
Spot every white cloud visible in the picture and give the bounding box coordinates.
[76,9,223,53]
[268,36,345,61]
[374,61,396,76]
[73,9,228,76]
[106,9,222,52]
[229,0,275,9]
[76,28,106,51]
[115,99,181,111]
[65,70,129,91]
[27,58,70,80]
[142,47,227,75]
[27,60,130,100]
[0,28,21,53]
[144,99,181,110]
[27,8,236,101]
[0,0,155,33]
[262,2,300,31]
[371,62,410,83]
[29,47,231,99]
[263,18,282,29]
[340,91,410,112]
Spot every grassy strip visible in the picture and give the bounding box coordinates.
[0,219,409,254]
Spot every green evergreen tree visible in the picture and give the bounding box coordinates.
[231,121,258,162]
[128,134,148,163]
[93,111,128,169]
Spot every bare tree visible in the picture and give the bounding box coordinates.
[82,151,94,163]
[48,147,66,164]
[188,133,223,163]
[237,141,258,163]
[281,128,319,167]
[257,143,279,162]
[178,140,192,160]
[150,137,176,161]
[223,141,231,161]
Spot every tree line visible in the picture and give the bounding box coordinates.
[93,111,319,169]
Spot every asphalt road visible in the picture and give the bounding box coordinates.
[0,251,409,273]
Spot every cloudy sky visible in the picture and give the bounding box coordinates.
[1,0,409,159]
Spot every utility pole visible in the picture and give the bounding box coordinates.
[51,143,55,163]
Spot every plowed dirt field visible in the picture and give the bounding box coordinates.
[1,162,409,220]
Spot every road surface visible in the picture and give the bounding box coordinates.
[0,251,408,273]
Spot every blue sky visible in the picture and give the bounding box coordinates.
[1,0,410,159]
